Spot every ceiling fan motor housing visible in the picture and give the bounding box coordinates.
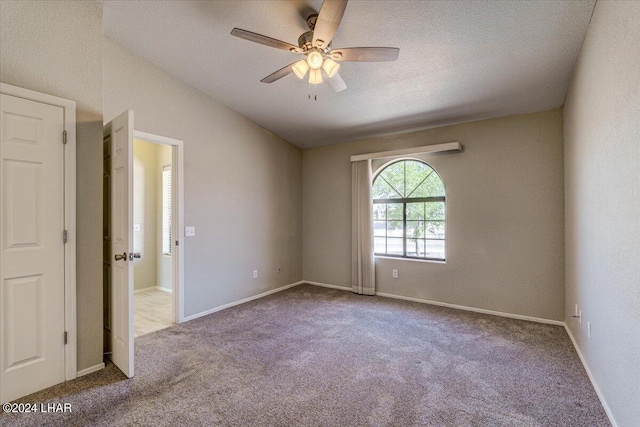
[306,14,318,30]
[298,30,331,53]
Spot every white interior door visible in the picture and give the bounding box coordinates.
[104,110,134,378]
[0,94,66,402]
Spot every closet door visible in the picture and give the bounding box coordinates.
[0,94,65,403]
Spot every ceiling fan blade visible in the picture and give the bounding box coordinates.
[231,28,303,53]
[325,72,347,93]
[312,0,348,49]
[329,47,400,62]
[260,62,297,83]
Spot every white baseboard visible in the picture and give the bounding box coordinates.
[135,286,172,294]
[564,324,618,427]
[302,280,353,291]
[183,281,304,322]
[375,291,564,325]
[76,362,105,378]
[302,280,563,326]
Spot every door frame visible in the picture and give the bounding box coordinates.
[133,130,185,323]
[0,82,77,381]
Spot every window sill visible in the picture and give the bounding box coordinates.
[375,256,446,265]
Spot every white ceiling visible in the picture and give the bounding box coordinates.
[103,0,595,149]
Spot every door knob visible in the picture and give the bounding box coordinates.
[114,252,127,261]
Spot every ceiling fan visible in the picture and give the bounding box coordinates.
[230,0,399,94]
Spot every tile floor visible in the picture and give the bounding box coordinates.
[134,288,173,337]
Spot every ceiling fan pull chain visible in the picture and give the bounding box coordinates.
[308,81,318,101]
[308,82,317,101]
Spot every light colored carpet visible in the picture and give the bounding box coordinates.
[2,284,609,426]
[134,289,173,337]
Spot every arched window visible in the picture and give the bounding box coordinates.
[372,159,445,260]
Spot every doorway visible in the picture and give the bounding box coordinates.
[132,137,173,336]
[102,114,184,378]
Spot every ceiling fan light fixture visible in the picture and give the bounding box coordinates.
[292,60,309,79]
[231,0,400,95]
[322,58,340,78]
[307,50,324,70]
[309,68,323,84]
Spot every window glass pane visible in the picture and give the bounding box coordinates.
[406,238,425,257]
[386,238,404,255]
[373,204,386,220]
[387,220,403,237]
[410,171,445,197]
[404,161,432,197]
[425,240,445,259]
[162,166,172,255]
[372,177,401,199]
[406,202,425,220]
[425,201,445,220]
[425,221,445,239]
[374,221,386,237]
[379,162,405,197]
[386,203,403,220]
[406,220,424,239]
[374,237,386,254]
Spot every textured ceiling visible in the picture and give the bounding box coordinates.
[103,0,595,149]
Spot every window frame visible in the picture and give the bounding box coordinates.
[372,159,446,262]
[161,164,172,256]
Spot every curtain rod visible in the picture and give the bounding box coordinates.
[350,142,462,162]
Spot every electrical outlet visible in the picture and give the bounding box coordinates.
[133,224,141,232]
[587,321,591,338]
[253,270,258,279]
[579,310,582,325]
[392,269,398,279]
[185,226,195,237]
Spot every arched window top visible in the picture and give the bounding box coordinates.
[373,159,444,200]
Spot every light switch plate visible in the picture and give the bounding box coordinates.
[185,226,195,237]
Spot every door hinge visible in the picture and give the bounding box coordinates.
[64,331,68,345]
[63,230,68,243]
[175,240,179,246]
[63,130,67,145]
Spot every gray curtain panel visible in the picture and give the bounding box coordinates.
[351,159,375,295]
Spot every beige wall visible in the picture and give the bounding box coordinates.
[104,39,303,317]
[0,0,104,371]
[303,110,565,321]
[564,1,640,425]
[133,139,159,291]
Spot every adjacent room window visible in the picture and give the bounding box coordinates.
[162,165,172,255]
[372,159,445,260]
